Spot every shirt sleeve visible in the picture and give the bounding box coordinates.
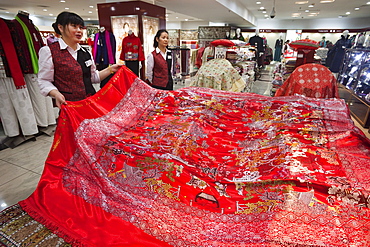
[38,46,57,97]
[146,52,154,83]
[89,50,100,84]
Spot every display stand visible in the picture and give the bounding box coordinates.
[97,1,166,80]
[337,48,370,128]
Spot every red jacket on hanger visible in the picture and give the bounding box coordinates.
[119,33,144,62]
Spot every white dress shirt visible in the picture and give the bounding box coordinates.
[145,47,171,83]
[38,38,100,97]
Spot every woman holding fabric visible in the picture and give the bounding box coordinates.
[38,11,121,108]
[145,29,173,90]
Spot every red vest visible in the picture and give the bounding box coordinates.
[152,50,169,88]
[49,42,86,101]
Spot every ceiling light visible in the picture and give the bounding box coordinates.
[88,11,92,13]
[65,7,69,10]
[354,7,360,10]
[89,6,94,8]
[260,6,265,9]
[320,0,335,3]
[135,7,140,10]
[262,11,267,13]
[43,9,47,11]
[110,6,115,11]
[256,1,262,4]
[346,11,350,14]
[176,16,178,18]
[295,1,308,4]
[60,0,65,2]
[264,14,269,17]
[49,13,53,16]
[305,9,309,12]
[88,18,91,20]
[367,1,370,4]
[308,4,314,7]
[185,19,188,21]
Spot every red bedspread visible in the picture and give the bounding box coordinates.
[20,66,370,246]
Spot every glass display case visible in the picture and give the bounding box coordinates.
[337,48,370,128]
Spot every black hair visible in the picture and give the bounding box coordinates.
[52,12,84,35]
[153,29,168,48]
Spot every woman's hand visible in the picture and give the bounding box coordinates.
[49,89,66,109]
[99,64,123,81]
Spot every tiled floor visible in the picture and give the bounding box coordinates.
[1,64,369,212]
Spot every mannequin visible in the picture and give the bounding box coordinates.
[327,30,351,73]
[225,31,231,39]
[274,36,283,61]
[94,26,116,87]
[248,30,264,66]
[233,28,245,41]
[119,30,145,76]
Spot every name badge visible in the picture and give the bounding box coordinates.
[85,59,93,67]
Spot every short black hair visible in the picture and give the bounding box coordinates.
[52,11,84,35]
[153,29,168,48]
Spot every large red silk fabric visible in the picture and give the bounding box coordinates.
[20,66,370,246]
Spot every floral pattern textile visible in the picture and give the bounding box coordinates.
[275,63,339,98]
[15,66,370,246]
[189,58,246,92]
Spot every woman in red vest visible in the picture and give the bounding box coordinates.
[38,12,122,108]
[145,29,173,90]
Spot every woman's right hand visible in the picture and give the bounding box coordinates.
[49,89,67,109]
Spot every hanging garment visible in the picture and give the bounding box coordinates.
[5,66,370,246]
[93,30,116,65]
[0,58,38,137]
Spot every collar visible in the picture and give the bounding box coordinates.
[155,47,168,54]
[59,38,83,52]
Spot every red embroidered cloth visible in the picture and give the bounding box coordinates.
[19,66,370,246]
[275,63,339,98]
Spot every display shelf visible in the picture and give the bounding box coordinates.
[337,48,370,128]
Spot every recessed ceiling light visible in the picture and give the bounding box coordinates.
[135,7,140,10]
[65,7,69,10]
[176,16,178,18]
[49,13,53,16]
[185,19,188,21]
[259,6,265,9]
[256,1,262,4]
[320,0,335,3]
[295,1,308,4]
[305,9,309,12]
[43,9,47,11]
[89,6,94,8]
[110,6,115,11]
[354,7,360,10]
[60,0,65,2]
[88,11,92,13]
[262,11,267,13]
[264,14,269,17]
[308,4,314,7]
[346,11,350,14]
[367,1,370,4]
